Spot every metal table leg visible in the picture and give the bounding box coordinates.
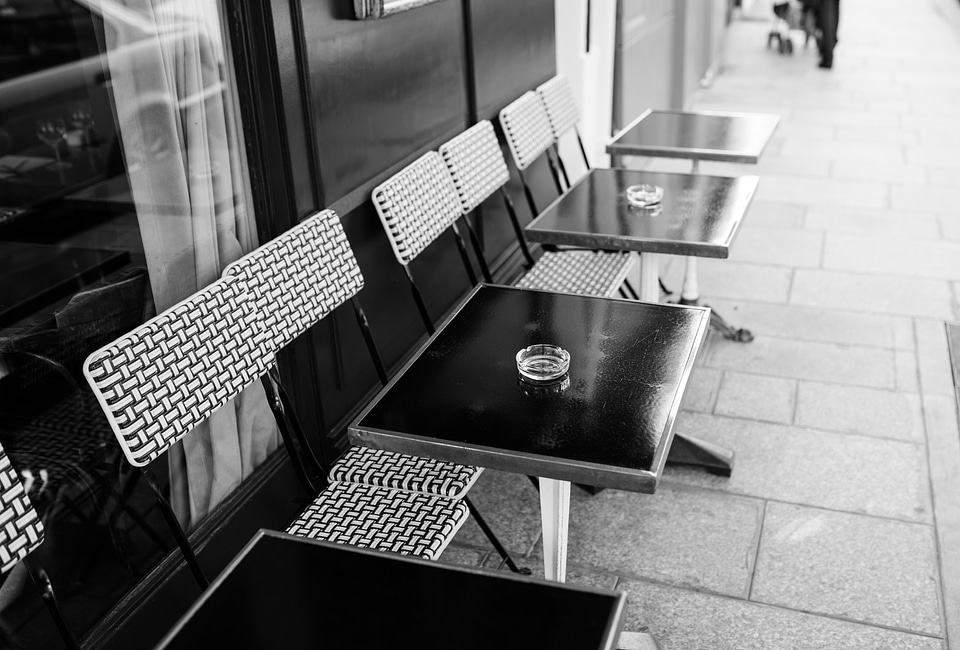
[678,158,753,343]
[539,477,571,582]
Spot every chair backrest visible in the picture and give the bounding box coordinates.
[536,75,580,141]
[0,443,44,575]
[371,151,464,266]
[223,210,364,357]
[83,277,268,467]
[438,120,510,214]
[498,91,554,172]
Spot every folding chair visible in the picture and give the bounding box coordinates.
[438,120,637,299]
[499,93,641,301]
[0,443,80,649]
[222,210,523,572]
[536,74,592,185]
[84,277,467,591]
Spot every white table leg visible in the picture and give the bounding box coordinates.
[639,252,660,303]
[680,256,699,303]
[539,477,570,582]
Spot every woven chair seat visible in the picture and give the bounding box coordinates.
[328,447,482,499]
[285,481,468,560]
[515,251,635,298]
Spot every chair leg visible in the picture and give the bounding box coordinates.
[464,497,530,575]
[500,187,535,267]
[575,127,591,171]
[141,468,210,590]
[622,280,640,301]
[23,555,80,650]
[553,145,571,189]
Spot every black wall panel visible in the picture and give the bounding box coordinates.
[282,0,558,448]
[300,0,468,204]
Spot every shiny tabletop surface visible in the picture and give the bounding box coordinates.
[351,285,710,493]
[606,109,780,163]
[525,168,758,258]
[154,530,626,650]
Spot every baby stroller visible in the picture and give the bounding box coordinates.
[768,1,819,54]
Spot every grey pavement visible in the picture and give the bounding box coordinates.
[444,0,960,647]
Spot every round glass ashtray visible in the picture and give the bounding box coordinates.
[516,344,570,384]
[518,374,570,397]
[625,183,664,208]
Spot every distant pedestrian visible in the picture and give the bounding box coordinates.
[817,0,839,68]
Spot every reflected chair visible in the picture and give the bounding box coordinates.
[536,74,592,185]
[223,210,521,572]
[0,442,80,649]
[439,120,636,299]
[84,276,467,591]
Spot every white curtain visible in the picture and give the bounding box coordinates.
[96,0,279,530]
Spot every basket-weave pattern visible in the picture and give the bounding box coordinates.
[438,121,510,213]
[498,91,554,171]
[516,251,635,298]
[223,210,364,356]
[537,75,580,139]
[0,445,44,575]
[83,278,268,467]
[372,152,464,265]
[286,481,468,559]
[329,447,482,499]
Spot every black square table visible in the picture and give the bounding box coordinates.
[524,168,759,304]
[606,108,780,167]
[350,284,710,582]
[154,530,626,650]
[605,109,777,342]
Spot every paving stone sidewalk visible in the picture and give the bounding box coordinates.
[445,0,960,647]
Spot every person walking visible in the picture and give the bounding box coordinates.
[818,0,840,68]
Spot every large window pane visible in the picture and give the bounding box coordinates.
[0,1,276,646]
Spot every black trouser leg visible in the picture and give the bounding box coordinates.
[818,0,839,67]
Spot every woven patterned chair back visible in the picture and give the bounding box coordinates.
[438,121,510,214]
[498,91,554,172]
[223,210,364,357]
[371,152,464,265]
[0,443,44,575]
[83,277,268,468]
[536,75,580,140]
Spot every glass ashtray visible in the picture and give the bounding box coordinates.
[516,344,570,384]
[518,374,570,397]
[625,183,663,208]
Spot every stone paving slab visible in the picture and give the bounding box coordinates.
[790,269,956,320]
[752,503,942,636]
[618,579,944,650]
[824,234,960,281]
[804,206,940,241]
[660,258,792,304]
[727,227,823,268]
[453,469,542,556]
[552,484,763,598]
[667,412,932,523]
[794,382,924,443]
[704,336,896,389]
[701,298,899,349]
[714,372,796,424]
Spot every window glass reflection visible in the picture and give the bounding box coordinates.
[0,1,277,646]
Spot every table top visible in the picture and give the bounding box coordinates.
[524,168,758,258]
[351,284,710,493]
[154,530,626,650]
[606,108,780,163]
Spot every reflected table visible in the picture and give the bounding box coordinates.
[606,109,779,341]
[154,530,626,650]
[350,284,710,584]
[525,169,759,475]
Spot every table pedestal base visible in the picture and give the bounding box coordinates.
[539,477,571,582]
[641,254,735,478]
[666,432,734,477]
